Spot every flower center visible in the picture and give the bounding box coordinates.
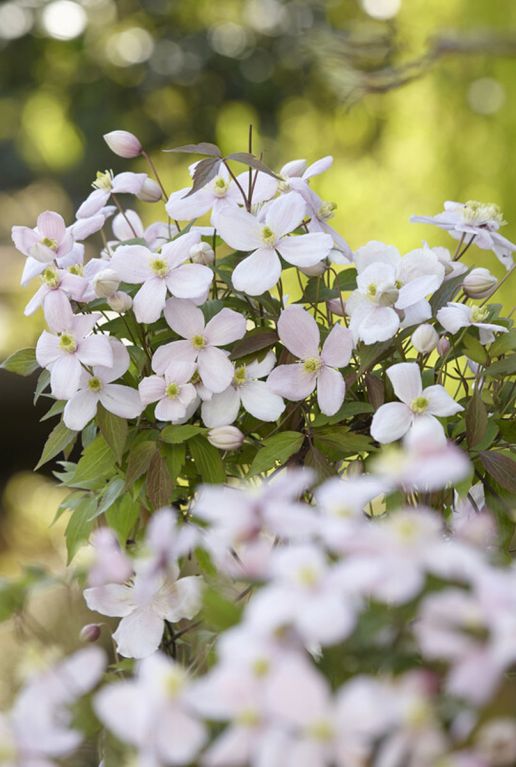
[237,709,260,727]
[411,396,429,414]
[251,658,270,677]
[297,565,319,587]
[150,257,169,278]
[303,357,321,374]
[58,332,77,353]
[166,382,179,399]
[212,176,230,198]
[233,365,247,386]
[192,335,206,350]
[93,169,114,191]
[308,719,334,742]
[463,200,504,228]
[471,306,489,323]
[87,376,103,392]
[41,236,58,251]
[261,225,276,247]
[366,283,377,298]
[42,266,59,288]
[68,264,84,276]
[163,668,186,698]
[318,201,337,221]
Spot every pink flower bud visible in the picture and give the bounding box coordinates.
[93,268,120,298]
[108,290,133,312]
[463,267,497,299]
[207,425,244,451]
[80,623,102,642]
[137,178,162,202]
[103,130,142,159]
[326,297,346,317]
[411,323,438,354]
[437,336,450,356]
[190,242,215,265]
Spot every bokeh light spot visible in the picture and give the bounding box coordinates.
[468,78,506,115]
[362,0,401,20]
[0,3,33,40]
[209,22,248,58]
[41,0,87,40]
[107,27,155,66]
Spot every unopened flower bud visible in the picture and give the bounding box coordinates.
[437,336,450,356]
[299,261,327,277]
[93,268,120,298]
[103,130,142,159]
[190,242,215,265]
[463,267,497,298]
[411,323,438,354]
[108,290,133,312]
[326,297,346,317]
[137,178,162,202]
[207,425,244,451]
[80,623,102,642]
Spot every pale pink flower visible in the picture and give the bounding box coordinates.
[370,362,463,444]
[24,265,87,324]
[215,192,333,295]
[437,302,508,345]
[63,338,142,430]
[12,210,74,265]
[139,361,197,423]
[95,653,206,765]
[110,231,213,323]
[76,170,150,218]
[267,306,353,416]
[36,312,113,400]
[201,352,285,427]
[294,185,352,261]
[87,528,133,587]
[279,155,333,192]
[103,129,142,158]
[152,298,246,394]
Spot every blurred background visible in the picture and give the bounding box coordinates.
[0,0,516,699]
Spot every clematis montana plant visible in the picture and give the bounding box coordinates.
[2,129,516,767]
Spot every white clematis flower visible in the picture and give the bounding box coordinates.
[437,302,508,345]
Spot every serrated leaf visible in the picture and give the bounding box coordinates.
[466,391,488,450]
[69,435,116,489]
[225,152,279,179]
[164,142,222,157]
[161,424,205,444]
[189,436,226,483]
[65,495,96,563]
[146,450,173,509]
[125,440,157,488]
[248,431,304,476]
[479,451,516,494]
[97,405,128,463]
[1,347,38,376]
[183,158,222,198]
[230,328,278,360]
[35,421,77,470]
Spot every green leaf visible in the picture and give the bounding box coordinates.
[161,424,205,444]
[69,435,116,489]
[40,400,65,421]
[484,355,516,377]
[94,476,126,518]
[0,567,49,622]
[125,440,157,488]
[146,450,173,509]
[189,436,226,483]
[304,446,336,480]
[34,369,50,404]
[332,268,358,292]
[225,152,279,179]
[313,427,373,459]
[230,328,278,361]
[97,405,128,463]
[462,333,488,366]
[301,276,338,303]
[106,494,140,545]
[479,451,516,494]
[248,431,304,476]
[35,421,77,470]
[490,329,516,357]
[466,390,488,450]
[65,495,97,562]
[164,142,222,157]
[311,400,374,427]
[357,340,393,373]
[1,347,39,376]
[202,587,242,631]
[162,443,186,482]
[431,271,467,314]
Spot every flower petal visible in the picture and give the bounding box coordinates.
[113,606,164,659]
[277,305,320,359]
[83,584,136,617]
[316,366,345,416]
[110,245,152,283]
[205,308,247,346]
[166,263,213,299]
[423,385,464,416]
[63,389,99,430]
[164,297,205,339]
[232,248,281,296]
[278,232,332,267]
[353,305,400,345]
[154,575,202,622]
[386,362,422,405]
[166,186,214,221]
[155,397,189,422]
[50,355,82,399]
[36,331,61,367]
[161,230,201,269]
[100,384,143,419]
[370,402,413,443]
[77,335,113,368]
[214,206,263,251]
[267,363,316,401]
[198,346,234,393]
[436,303,471,334]
[152,340,197,375]
[139,375,166,405]
[201,386,241,427]
[321,323,353,368]
[37,211,66,241]
[241,380,285,421]
[133,278,168,324]
[265,191,306,238]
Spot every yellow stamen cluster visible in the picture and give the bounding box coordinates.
[58,332,77,353]
[93,170,114,191]
[303,357,322,374]
[87,376,102,392]
[150,258,169,278]
[411,396,428,414]
[261,225,276,247]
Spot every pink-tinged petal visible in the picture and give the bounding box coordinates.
[139,375,166,405]
[113,606,164,659]
[232,248,281,296]
[202,726,253,767]
[266,656,331,726]
[156,709,207,766]
[201,386,240,427]
[59,271,87,300]
[246,350,276,379]
[112,210,144,241]
[29,241,58,263]
[205,308,246,346]
[50,355,82,399]
[396,274,442,310]
[71,214,105,240]
[154,575,202,622]
[76,189,109,218]
[37,211,66,241]
[100,384,142,419]
[77,335,113,368]
[42,290,74,330]
[110,245,153,283]
[215,206,263,251]
[356,305,400,344]
[198,346,234,393]
[240,170,278,203]
[164,297,205,338]
[436,303,471,334]
[277,305,320,359]
[84,583,136,617]
[63,390,99,430]
[167,263,213,299]
[267,363,316,401]
[265,191,306,238]
[24,284,48,316]
[370,402,413,444]
[155,396,189,422]
[12,225,39,257]
[317,366,345,416]
[36,330,61,367]
[95,338,130,383]
[386,362,422,404]
[321,323,353,368]
[161,230,201,269]
[152,340,197,374]
[241,380,285,421]
[278,232,332,267]
[70,311,101,337]
[166,361,197,385]
[111,171,147,195]
[166,186,214,220]
[303,155,333,180]
[21,256,45,285]
[423,385,464,416]
[133,278,167,323]
[94,683,151,748]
